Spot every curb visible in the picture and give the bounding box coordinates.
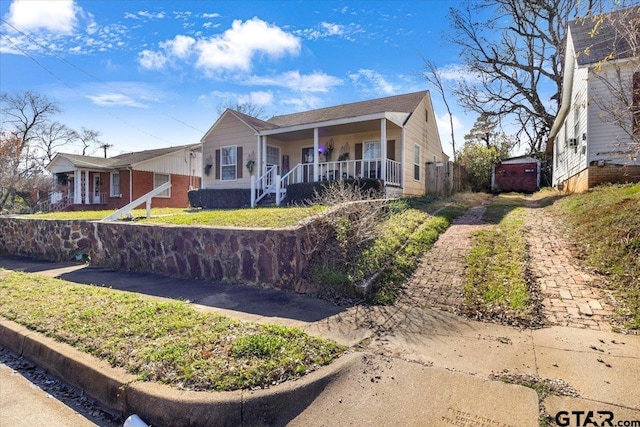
[0,318,360,426]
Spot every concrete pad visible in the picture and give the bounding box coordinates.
[0,364,98,427]
[532,328,640,409]
[289,354,540,427]
[544,395,640,425]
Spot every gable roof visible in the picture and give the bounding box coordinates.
[48,144,201,171]
[569,6,639,66]
[267,90,428,128]
[201,90,430,141]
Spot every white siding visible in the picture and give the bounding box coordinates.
[135,149,203,177]
[553,66,589,186]
[586,62,640,165]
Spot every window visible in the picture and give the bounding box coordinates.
[154,173,170,198]
[414,144,421,181]
[220,146,237,181]
[266,145,280,166]
[110,171,120,197]
[363,140,380,160]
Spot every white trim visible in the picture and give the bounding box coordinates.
[220,145,238,182]
[110,171,120,197]
[259,112,409,137]
[153,173,171,198]
[414,144,421,182]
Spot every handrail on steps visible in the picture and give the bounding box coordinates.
[101,181,171,221]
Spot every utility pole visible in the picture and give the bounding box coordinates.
[99,143,113,158]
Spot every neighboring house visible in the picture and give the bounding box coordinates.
[491,156,541,193]
[548,8,640,192]
[46,144,202,210]
[200,90,448,205]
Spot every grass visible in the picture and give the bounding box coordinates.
[463,194,537,324]
[22,206,327,228]
[0,271,345,391]
[311,192,492,304]
[550,183,640,331]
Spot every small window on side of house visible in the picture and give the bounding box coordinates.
[220,145,237,181]
[154,173,170,198]
[110,171,120,197]
[414,144,421,181]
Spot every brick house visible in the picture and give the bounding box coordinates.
[46,144,201,210]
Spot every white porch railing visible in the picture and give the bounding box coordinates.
[251,165,278,207]
[253,158,402,207]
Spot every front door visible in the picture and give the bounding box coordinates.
[301,147,315,182]
[93,174,101,204]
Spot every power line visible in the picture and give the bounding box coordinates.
[0,18,206,142]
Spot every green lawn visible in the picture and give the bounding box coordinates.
[550,183,640,332]
[0,271,345,391]
[22,205,327,228]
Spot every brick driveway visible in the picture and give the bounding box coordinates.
[403,198,615,332]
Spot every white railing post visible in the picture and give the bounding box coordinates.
[275,174,281,206]
[251,175,256,208]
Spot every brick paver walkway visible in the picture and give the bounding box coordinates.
[400,204,488,311]
[525,204,614,332]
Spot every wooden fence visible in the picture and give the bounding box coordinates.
[425,161,468,196]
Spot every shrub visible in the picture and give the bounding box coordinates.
[284,178,383,204]
[188,189,251,209]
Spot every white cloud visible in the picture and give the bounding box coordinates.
[138,49,168,70]
[202,13,220,19]
[281,94,322,111]
[349,69,398,95]
[86,93,147,108]
[195,17,300,72]
[239,91,274,106]
[137,11,165,19]
[6,0,79,34]
[243,71,343,93]
[295,21,361,41]
[160,35,195,59]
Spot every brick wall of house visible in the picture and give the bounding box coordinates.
[561,164,640,193]
[587,164,640,188]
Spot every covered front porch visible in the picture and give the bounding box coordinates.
[251,117,404,206]
[50,170,109,211]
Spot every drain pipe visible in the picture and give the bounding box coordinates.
[128,167,133,204]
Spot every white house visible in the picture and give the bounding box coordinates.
[200,91,449,206]
[548,7,640,192]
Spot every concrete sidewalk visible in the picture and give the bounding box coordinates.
[2,254,639,426]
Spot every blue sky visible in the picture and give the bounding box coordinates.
[1,0,477,158]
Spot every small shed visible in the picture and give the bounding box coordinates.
[491,156,541,193]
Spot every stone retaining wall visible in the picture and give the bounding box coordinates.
[0,217,324,293]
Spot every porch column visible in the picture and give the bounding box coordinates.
[84,170,90,204]
[74,170,82,204]
[380,119,387,183]
[401,127,406,189]
[313,127,319,181]
[256,135,262,177]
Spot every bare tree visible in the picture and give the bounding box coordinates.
[0,91,60,210]
[35,121,78,165]
[216,101,266,119]
[582,6,640,158]
[78,127,103,156]
[421,59,457,160]
[446,0,581,153]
